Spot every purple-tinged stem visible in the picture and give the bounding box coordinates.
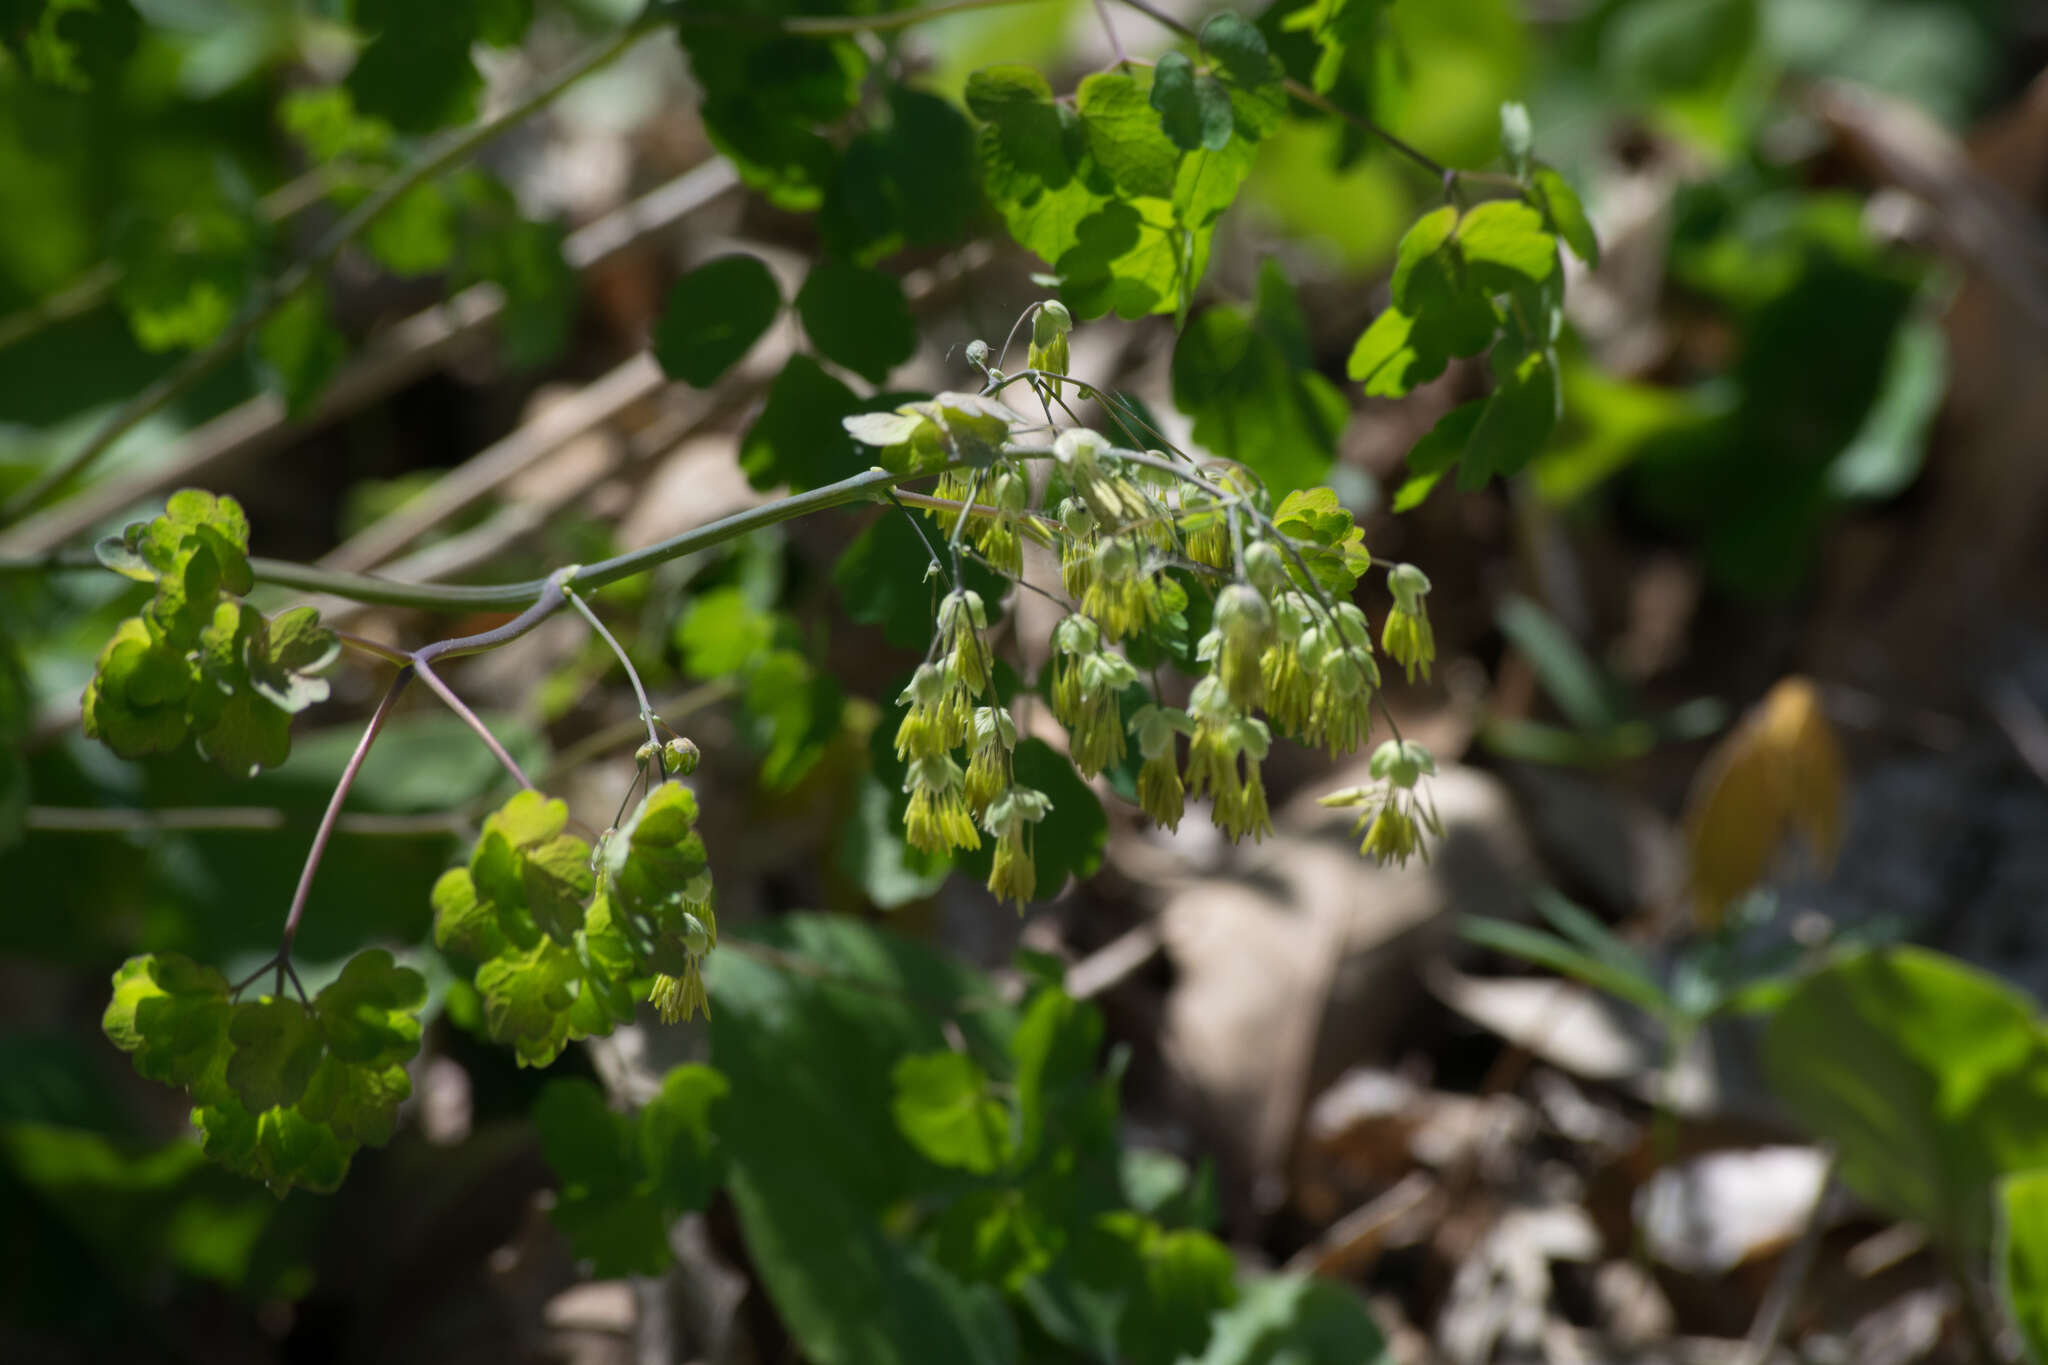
[275,665,415,982]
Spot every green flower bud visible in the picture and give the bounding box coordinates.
[664,737,701,775]
[1242,539,1287,592]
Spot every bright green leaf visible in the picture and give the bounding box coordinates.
[893,1051,1012,1174]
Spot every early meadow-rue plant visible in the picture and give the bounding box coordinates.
[67,0,1605,1207]
[1319,738,1443,866]
[1131,704,1194,831]
[984,784,1052,906]
[1382,563,1435,683]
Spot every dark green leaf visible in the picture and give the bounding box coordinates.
[1146,54,1233,154]
[1460,343,1560,487]
[653,255,782,387]
[706,915,1021,1365]
[796,261,916,385]
[641,1064,728,1211]
[738,355,862,491]
[1199,12,1274,89]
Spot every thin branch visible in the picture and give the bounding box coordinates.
[561,580,661,754]
[0,16,658,524]
[673,0,1053,38]
[26,805,464,835]
[273,665,414,979]
[413,661,538,793]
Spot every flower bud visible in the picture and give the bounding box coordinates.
[664,737,701,775]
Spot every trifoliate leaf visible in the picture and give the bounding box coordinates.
[106,947,428,1194]
[738,355,862,491]
[1147,54,1233,154]
[255,284,346,417]
[194,1099,353,1196]
[795,261,916,385]
[1345,294,1496,398]
[893,1051,1012,1175]
[1057,199,1183,321]
[653,254,782,387]
[1270,486,1372,592]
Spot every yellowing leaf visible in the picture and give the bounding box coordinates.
[1682,676,1844,926]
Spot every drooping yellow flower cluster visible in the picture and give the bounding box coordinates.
[845,309,1449,883]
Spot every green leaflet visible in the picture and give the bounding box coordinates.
[432,790,645,1066]
[347,0,534,134]
[739,355,863,491]
[1354,187,1573,497]
[966,55,1282,322]
[796,261,917,385]
[84,492,337,777]
[101,949,427,1195]
[654,254,782,388]
[535,1067,728,1276]
[1269,486,1371,593]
